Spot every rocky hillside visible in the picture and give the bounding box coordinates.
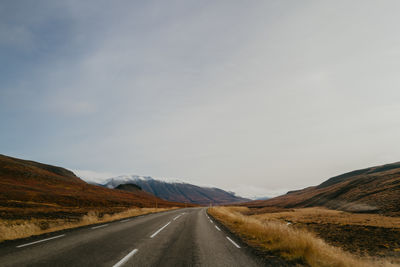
[246,162,400,215]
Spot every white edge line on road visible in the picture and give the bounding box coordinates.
[112,248,138,267]
[17,234,65,248]
[173,215,181,221]
[215,225,221,231]
[120,219,131,223]
[91,224,109,229]
[209,219,213,223]
[150,221,171,238]
[226,236,241,248]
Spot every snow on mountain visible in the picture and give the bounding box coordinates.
[102,174,250,205]
[102,175,186,189]
[103,175,152,188]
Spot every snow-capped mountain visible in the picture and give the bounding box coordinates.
[103,175,154,189]
[102,175,186,188]
[102,175,250,205]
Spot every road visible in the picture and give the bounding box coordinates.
[0,207,268,267]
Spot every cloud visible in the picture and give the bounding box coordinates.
[2,1,400,198]
[73,169,118,184]
[0,24,34,50]
[47,99,98,116]
[229,185,289,199]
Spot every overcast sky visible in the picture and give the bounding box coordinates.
[1,1,400,198]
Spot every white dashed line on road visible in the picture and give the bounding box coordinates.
[112,248,138,267]
[120,219,131,223]
[17,234,66,248]
[173,215,181,221]
[226,236,241,248]
[215,225,221,231]
[150,221,171,238]
[91,224,109,230]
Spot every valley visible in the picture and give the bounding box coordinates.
[1,154,400,266]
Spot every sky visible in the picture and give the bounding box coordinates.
[1,1,400,198]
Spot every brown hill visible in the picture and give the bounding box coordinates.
[246,162,400,215]
[0,154,187,220]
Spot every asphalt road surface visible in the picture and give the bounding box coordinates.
[0,207,268,267]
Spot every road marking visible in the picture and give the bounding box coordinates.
[209,219,213,223]
[173,214,181,221]
[150,221,171,238]
[91,224,109,229]
[17,234,65,248]
[226,236,241,248]
[120,219,131,223]
[112,248,138,267]
[215,225,221,231]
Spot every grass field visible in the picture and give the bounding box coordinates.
[209,206,399,267]
[0,207,177,242]
[249,207,400,258]
[247,207,400,228]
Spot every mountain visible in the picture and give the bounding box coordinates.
[115,183,142,192]
[102,175,250,205]
[245,162,400,215]
[0,154,186,220]
[255,196,270,201]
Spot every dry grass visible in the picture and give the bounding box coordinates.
[0,207,178,242]
[247,207,400,260]
[209,206,398,267]
[249,207,400,228]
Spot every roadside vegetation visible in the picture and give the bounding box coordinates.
[0,207,177,242]
[246,207,400,259]
[246,207,400,227]
[208,206,398,267]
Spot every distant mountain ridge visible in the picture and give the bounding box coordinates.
[245,161,400,215]
[102,175,250,205]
